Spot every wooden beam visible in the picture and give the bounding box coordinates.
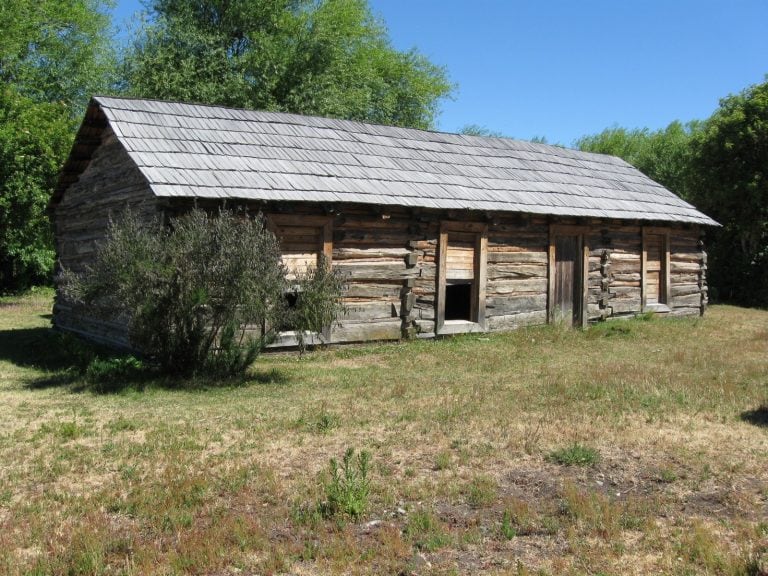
[436,226,448,333]
[476,225,488,329]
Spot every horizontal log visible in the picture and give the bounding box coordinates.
[331,320,402,342]
[671,283,702,297]
[610,252,641,262]
[671,293,702,307]
[338,216,411,231]
[334,262,417,280]
[341,301,399,321]
[609,299,641,313]
[670,273,700,284]
[610,264,641,275]
[486,264,546,280]
[343,283,404,299]
[335,231,414,245]
[486,251,547,264]
[487,279,548,294]
[671,251,704,262]
[609,286,641,297]
[486,294,547,315]
[611,272,641,282]
[486,310,547,331]
[671,261,702,273]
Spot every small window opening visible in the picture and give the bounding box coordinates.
[277,289,301,332]
[445,282,473,321]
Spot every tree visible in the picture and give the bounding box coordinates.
[122,0,452,129]
[0,0,117,291]
[688,79,768,306]
[0,88,73,290]
[459,124,506,138]
[63,208,346,377]
[575,121,700,199]
[0,0,116,115]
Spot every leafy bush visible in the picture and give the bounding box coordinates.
[63,207,345,377]
[85,356,145,386]
[547,442,600,466]
[284,255,347,352]
[320,448,371,520]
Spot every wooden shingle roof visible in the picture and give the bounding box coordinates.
[56,96,717,225]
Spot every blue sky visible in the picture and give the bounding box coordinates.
[112,0,768,146]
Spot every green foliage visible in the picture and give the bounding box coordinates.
[575,120,700,199]
[547,442,600,466]
[688,79,768,307]
[459,124,506,138]
[499,509,517,540]
[0,0,117,113]
[85,356,145,385]
[63,207,345,377]
[320,448,371,520]
[122,0,452,129]
[0,88,74,291]
[0,0,116,292]
[284,254,347,352]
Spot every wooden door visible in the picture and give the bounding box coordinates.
[553,235,582,325]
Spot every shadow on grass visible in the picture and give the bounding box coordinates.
[740,406,768,428]
[1,327,291,394]
[0,327,88,373]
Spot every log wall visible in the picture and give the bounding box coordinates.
[53,183,708,349]
[53,129,157,348]
[252,206,706,343]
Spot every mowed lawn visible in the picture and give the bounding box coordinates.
[1,291,766,575]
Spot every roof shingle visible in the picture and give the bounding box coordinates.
[67,96,719,225]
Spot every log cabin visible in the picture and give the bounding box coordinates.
[51,96,718,349]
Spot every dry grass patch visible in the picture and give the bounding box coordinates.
[0,293,767,574]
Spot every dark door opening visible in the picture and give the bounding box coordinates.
[445,282,473,321]
[276,290,300,332]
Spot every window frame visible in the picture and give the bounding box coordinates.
[436,221,488,335]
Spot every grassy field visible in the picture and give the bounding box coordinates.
[1,290,766,575]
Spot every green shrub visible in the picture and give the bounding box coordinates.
[63,208,345,377]
[85,356,144,383]
[548,442,600,466]
[320,448,371,520]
